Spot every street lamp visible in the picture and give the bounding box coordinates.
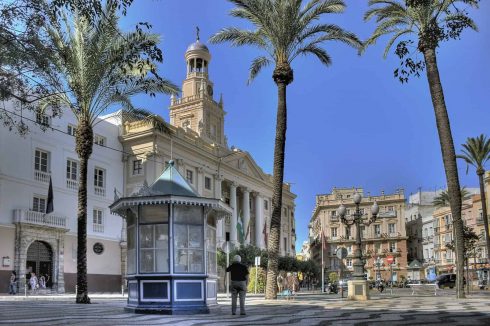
[337,192,379,300]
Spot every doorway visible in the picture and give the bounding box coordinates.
[26,241,53,288]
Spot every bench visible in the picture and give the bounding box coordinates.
[409,284,438,296]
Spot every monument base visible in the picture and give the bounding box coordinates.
[347,279,370,301]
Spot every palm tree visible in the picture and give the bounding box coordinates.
[362,0,479,299]
[40,2,178,303]
[457,135,490,265]
[210,0,361,299]
[432,188,471,208]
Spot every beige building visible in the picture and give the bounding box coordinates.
[310,188,408,282]
[119,37,297,256]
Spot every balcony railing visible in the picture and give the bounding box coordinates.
[94,186,106,197]
[13,209,67,228]
[66,179,78,190]
[93,223,104,233]
[34,170,50,183]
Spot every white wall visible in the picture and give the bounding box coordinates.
[0,103,123,241]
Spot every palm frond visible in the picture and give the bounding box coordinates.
[248,56,272,84]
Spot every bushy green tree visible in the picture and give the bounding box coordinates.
[328,272,339,283]
[247,267,266,293]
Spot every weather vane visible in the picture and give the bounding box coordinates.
[196,26,200,41]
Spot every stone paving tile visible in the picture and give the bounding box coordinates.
[0,294,490,325]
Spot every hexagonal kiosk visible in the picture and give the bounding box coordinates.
[110,160,231,314]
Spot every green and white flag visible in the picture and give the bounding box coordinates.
[237,210,244,244]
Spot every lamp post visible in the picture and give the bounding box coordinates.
[375,256,383,282]
[337,192,379,300]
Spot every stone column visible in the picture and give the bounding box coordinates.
[242,188,250,245]
[230,182,238,245]
[214,174,224,242]
[255,194,264,249]
[197,167,204,195]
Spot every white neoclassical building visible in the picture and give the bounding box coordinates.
[0,36,297,293]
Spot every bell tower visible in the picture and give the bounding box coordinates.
[169,28,226,146]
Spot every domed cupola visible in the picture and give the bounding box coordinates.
[185,27,211,77]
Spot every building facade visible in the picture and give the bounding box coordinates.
[309,188,408,282]
[0,37,297,293]
[0,104,125,293]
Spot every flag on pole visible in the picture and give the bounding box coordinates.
[244,221,250,242]
[237,210,244,244]
[46,176,54,214]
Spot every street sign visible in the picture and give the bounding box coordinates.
[221,241,236,252]
[386,255,394,264]
[255,256,261,266]
[336,247,348,260]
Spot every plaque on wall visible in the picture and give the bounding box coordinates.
[93,242,104,255]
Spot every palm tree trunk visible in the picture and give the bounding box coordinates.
[265,81,288,300]
[75,119,93,304]
[422,48,465,299]
[477,171,490,266]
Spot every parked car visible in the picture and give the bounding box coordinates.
[435,273,465,289]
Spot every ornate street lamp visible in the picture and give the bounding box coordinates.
[337,192,379,300]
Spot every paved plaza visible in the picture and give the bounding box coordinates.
[1,290,490,325]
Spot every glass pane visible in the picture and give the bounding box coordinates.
[206,212,216,227]
[206,227,216,251]
[155,224,168,249]
[188,225,203,248]
[127,249,136,274]
[140,249,154,273]
[155,249,169,273]
[189,250,204,273]
[207,251,217,275]
[175,249,188,272]
[140,225,154,249]
[174,224,188,249]
[140,205,169,223]
[174,205,202,224]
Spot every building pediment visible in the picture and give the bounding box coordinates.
[222,151,266,181]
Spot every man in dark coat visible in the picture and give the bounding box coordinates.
[226,255,249,315]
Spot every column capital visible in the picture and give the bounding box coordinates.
[197,167,204,174]
[214,173,223,181]
[241,186,250,193]
[230,181,238,188]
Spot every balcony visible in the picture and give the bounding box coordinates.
[34,170,50,183]
[477,218,484,225]
[66,179,78,190]
[330,216,339,222]
[13,209,67,229]
[377,211,397,218]
[94,186,106,197]
[93,223,104,233]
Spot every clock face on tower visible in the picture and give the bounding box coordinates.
[207,85,213,96]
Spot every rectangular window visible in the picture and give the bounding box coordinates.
[66,159,78,181]
[331,210,337,217]
[389,242,396,252]
[174,205,204,273]
[345,226,351,238]
[140,224,169,273]
[93,209,103,225]
[94,134,106,146]
[132,159,143,175]
[346,259,353,268]
[94,168,105,187]
[375,242,381,253]
[359,208,365,215]
[34,149,49,172]
[94,167,105,197]
[388,223,396,234]
[284,237,287,254]
[387,206,394,212]
[67,124,76,136]
[36,112,50,126]
[33,196,46,213]
[264,200,269,210]
[206,213,217,275]
[331,227,337,238]
[374,224,381,236]
[204,176,212,190]
[186,169,193,184]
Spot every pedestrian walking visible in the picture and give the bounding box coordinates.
[226,255,249,315]
[9,271,17,295]
[277,272,285,293]
[29,272,38,294]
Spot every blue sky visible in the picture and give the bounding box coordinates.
[120,1,490,252]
